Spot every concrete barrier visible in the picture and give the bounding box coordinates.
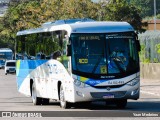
[140,63,160,80]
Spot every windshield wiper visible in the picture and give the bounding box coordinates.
[92,52,104,73]
[108,40,125,73]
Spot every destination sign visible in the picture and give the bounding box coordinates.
[106,36,133,39]
[79,36,100,40]
[106,33,134,39]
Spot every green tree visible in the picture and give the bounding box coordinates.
[0,0,146,50]
[2,0,99,32]
[104,0,147,33]
[157,14,160,19]
[0,0,99,49]
[155,43,160,54]
[127,0,160,18]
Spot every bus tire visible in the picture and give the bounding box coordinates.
[59,85,70,109]
[115,99,127,109]
[74,101,91,108]
[42,98,49,105]
[31,82,42,105]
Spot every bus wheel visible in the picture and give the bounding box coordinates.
[115,99,127,109]
[31,83,42,105]
[42,98,49,105]
[59,85,70,109]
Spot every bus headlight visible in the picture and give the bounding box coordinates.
[74,79,86,88]
[127,77,139,86]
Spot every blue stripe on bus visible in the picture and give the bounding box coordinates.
[17,60,48,90]
[75,74,111,86]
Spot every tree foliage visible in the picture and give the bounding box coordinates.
[0,0,147,49]
[0,0,99,49]
[103,0,147,33]
[155,43,160,54]
[127,0,160,18]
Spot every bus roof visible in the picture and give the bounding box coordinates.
[16,21,134,36]
[0,48,12,52]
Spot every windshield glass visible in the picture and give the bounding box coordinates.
[107,32,139,74]
[71,34,106,74]
[71,32,139,78]
[0,52,12,60]
[6,62,15,66]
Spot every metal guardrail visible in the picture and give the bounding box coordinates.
[139,30,160,63]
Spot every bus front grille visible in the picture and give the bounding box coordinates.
[90,91,126,99]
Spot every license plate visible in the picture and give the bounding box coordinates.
[103,94,114,99]
[9,68,15,72]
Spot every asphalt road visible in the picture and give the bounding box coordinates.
[0,69,160,119]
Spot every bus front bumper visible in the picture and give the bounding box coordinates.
[72,82,140,103]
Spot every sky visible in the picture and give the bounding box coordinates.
[0,0,100,3]
[0,0,10,3]
[92,0,100,3]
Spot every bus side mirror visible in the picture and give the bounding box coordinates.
[67,44,71,56]
[136,40,141,52]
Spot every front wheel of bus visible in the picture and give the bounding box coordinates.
[31,83,42,105]
[59,85,70,109]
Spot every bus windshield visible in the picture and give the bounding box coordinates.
[71,32,139,78]
[6,62,16,66]
[0,52,12,60]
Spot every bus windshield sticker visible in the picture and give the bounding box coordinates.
[78,59,88,64]
[100,65,107,74]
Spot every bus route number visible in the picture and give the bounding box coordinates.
[79,59,88,64]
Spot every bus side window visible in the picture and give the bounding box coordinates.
[41,54,46,59]
[51,51,61,59]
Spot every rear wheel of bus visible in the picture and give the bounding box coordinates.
[42,98,49,105]
[31,82,42,105]
[59,84,71,109]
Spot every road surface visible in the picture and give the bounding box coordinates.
[0,69,159,119]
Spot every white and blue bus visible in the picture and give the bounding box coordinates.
[0,48,13,68]
[16,18,140,109]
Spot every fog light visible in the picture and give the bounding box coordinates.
[131,89,138,96]
[76,91,84,97]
